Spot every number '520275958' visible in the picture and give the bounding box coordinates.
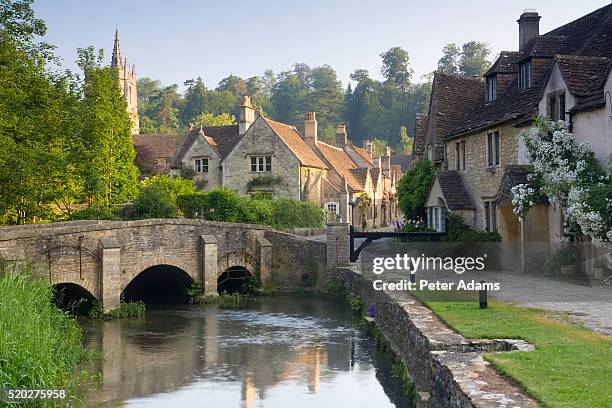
[6,389,66,400]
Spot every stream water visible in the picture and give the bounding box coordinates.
[79,295,413,407]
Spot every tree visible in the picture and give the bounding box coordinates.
[459,41,491,77]
[399,126,413,155]
[271,71,307,126]
[192,112,236,127]
[136,77,162,103]
[437,43,460,75]
[380,47,413,93]
[397,160,436,220]
[76,47,139,206]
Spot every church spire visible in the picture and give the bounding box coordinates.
[111,29,121,67]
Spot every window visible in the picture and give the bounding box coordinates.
[250,156,272,172]
[486,75,497,102]
[460,141,466,170]
[484,201,497,232]
[427,144,433,161]
[194,158,208,173]
[548,92,566,121]
[427,206,446,232]
[519,60,532,90]
[324,202,339,214]
[486,131,500,167]
[454,141,467,170]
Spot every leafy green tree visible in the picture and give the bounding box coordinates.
[459,41,491,77]
[271,71,307,126]
[399,126,413,155]
[130,185,177,219]
[192,112,236,127]
[380,47,413,93]
[76,47,139,206]
[397,160,436,220]
[136,77,162,103]
[437,43,460,75]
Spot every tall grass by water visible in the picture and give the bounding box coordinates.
[0,268,91,406]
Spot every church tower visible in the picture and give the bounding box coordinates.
[111,29,139,134]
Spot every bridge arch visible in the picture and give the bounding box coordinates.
[217,266,253,294]
[123,264,194,304]
[52,282,96,315]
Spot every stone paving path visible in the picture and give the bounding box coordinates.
[363,239,612,336]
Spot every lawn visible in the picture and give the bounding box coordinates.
[421,296,612,408]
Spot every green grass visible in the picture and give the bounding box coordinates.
[0,270,93,407]
[421,295,612,408]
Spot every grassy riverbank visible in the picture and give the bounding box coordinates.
[422,297,612,408]
[0,270,92,406]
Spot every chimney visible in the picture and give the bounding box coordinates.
[383,146,392,170]
[363,140,375,158]
[239,95,255,135]
[373,157,381,168]
[304,112,318,145]
[335,124,348,147]
[517,9,540,50]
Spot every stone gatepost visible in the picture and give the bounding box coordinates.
[256,236,272,284]
[201,235,218,296]
[326,223,350,268]
[98,238,121,312]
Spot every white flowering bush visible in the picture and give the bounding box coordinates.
[513,117,612,244]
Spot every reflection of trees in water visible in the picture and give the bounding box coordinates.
[81,297,410,407]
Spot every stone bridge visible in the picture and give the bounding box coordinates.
[0,219,327,311]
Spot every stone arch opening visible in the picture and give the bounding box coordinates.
[123,264,194,304]
[52,283,96,315]
[217,266,252,294]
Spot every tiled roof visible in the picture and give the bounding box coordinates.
[484,52,521,76]
[316,142,365,191]
[264,118,327,169]
[436,171,475,210]
[351,146,373,164]
[390,155,412,172]
[428,73,484,159]
[452,4,612,137]
[556,55,611,112]
[495,165,546,205]
[133,134,177,159]
[412,113,427,159]
[171,125,242,168]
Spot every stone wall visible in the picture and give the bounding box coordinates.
[223,117,302,199]
[264,230,327,290]
[331,267,539,408]
[447,123,528,230]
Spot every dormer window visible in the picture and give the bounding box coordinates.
[519,60,532,90]
[486,75,497,102]
[547,92,566,121]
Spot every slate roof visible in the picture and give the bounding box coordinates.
[316,142,365,192]
[412,113,427,159]
[484,52,521,76]
[390,155,412,172]
[132,134,177,159]
[556,55,612,112]
[263,118,327,169]
[351,146,373,164]
[427,73,485,159]
[170,125,241,168]
[435,171,475,210]
[450,4,612,138]
[495,165,547,205]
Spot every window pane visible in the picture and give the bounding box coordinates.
[492,202,497,231]
[455,143,460,170]
[265,156,272,171]
[484,202,490,232]
[461,142,466,170]
[251,157,257,172]
[258,157,264,172]
[487,134,493,166]
[559,94,566,121]
[494,132,500,165]
[203,158,208,172]
[194,159,201,173]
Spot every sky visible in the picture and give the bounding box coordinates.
[34,0,609,90]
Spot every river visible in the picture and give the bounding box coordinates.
[79,295,414,407]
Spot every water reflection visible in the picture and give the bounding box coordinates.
[80,296,412,407]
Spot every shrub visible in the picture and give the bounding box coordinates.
[397,160,436,219]
[130,186,177,219]
[69,206,121,221]
[140,175,195,203]
[176,192,209,218]
[271,198,324,229]
[238,198,273,225]
[445,213,501,242]
[206,188,241,222]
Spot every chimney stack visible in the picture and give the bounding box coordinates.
[239,95,255,135]
[383,146,392,170]
[517,9,540,50]
[335,124,348,147]
[363,140,375,158]
[304,112,318,145]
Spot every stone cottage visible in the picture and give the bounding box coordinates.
[170,97,402,229]
[421,5,612,268]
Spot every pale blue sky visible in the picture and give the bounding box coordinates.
[34,0,609,89]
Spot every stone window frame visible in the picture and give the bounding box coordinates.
[249,155,272,173]
[485,130,501,169]
[547,91,566,122]
[483,199,498,232]
[193,157,209,173]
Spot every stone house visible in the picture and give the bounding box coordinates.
[422,5,612,269]
[132,134,178,176]
[170,96,402,229]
